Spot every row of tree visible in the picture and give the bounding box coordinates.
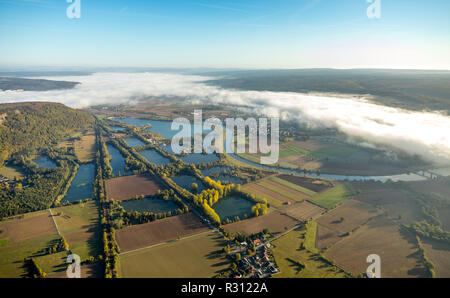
[47,236,69,254]
[94,127,120,278]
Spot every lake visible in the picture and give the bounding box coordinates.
[62,163,95,203]
[116,117,219,163]
[161,144,219,165]
[146,119,213,139]
[106,143,132,177]
[139,149,171,166]
[214,196,254,221]
[33,156,57,168]
[113,117,153,127]
[120,197,179,213]
[114,117,213,139]
[201,166,243,184]
[171,175,206,194]
[124,137,146,147]
[179,153,219,165]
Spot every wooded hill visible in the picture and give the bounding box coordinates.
[0,77,79,91]
[0,102,93,166]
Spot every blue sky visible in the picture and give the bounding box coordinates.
[0,0,449,69]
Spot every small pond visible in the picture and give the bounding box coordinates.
[201,166,242,184]
[139,149,171,166]
[121,197,179,213]
[62,163,95,203]
[179,153,219,165]
[171,175,206,194]
[106,143,132,177]
[124,137,146,147]
[214,196,254,221]
[33,156,57,168]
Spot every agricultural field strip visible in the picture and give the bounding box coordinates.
[242,184,293,205]
[106,174,165,201]
[253,182,299,202]
[306,184,353,210]
[237,153,260,164]
[242,176,314,207]
[304,221,318,252]
[283,143,311,155]
[241,184,272,200]
[257,179,310,201]
[323,217,426,277]
[316,214,375,237]
[223,208,302,236]
[119,229,214,256]
[268,223,303,244]
[269,176,317,197]
[118,230,229,278]
[116,212,211,252]
[315,200,383,238]
[276,200,323,217]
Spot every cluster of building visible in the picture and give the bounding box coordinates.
[229,237,279,278]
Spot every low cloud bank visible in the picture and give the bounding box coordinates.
[1,72,449,164]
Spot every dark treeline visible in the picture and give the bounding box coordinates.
[46,236,69,254]
[94,127,120,278]
[27,258,47,278]
[0,77,79,92]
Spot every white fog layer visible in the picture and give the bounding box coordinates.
[1,72,449,164]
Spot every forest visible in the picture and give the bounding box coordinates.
[0,102,94,217]
[0,102,93,166]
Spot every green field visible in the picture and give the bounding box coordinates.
[34,251,69,276]
[269,176,317,197]
[310,145,360,161]
[304,221,318,253]
[237,142,309,164]
[119,231,229,278]
[237,153,261,164]
[242,175,313,210]
[307,184,354,209]
[224,153,264,170]
[271,227,349,278]
[283,143,311,155]
[0,209,62,277]
[51,200,101,261]
[0,203,100,277]
[236,142,361,167]
[0,233,60,277]
[0,165,24,179]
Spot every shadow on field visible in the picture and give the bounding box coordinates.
[86,216,102,259]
